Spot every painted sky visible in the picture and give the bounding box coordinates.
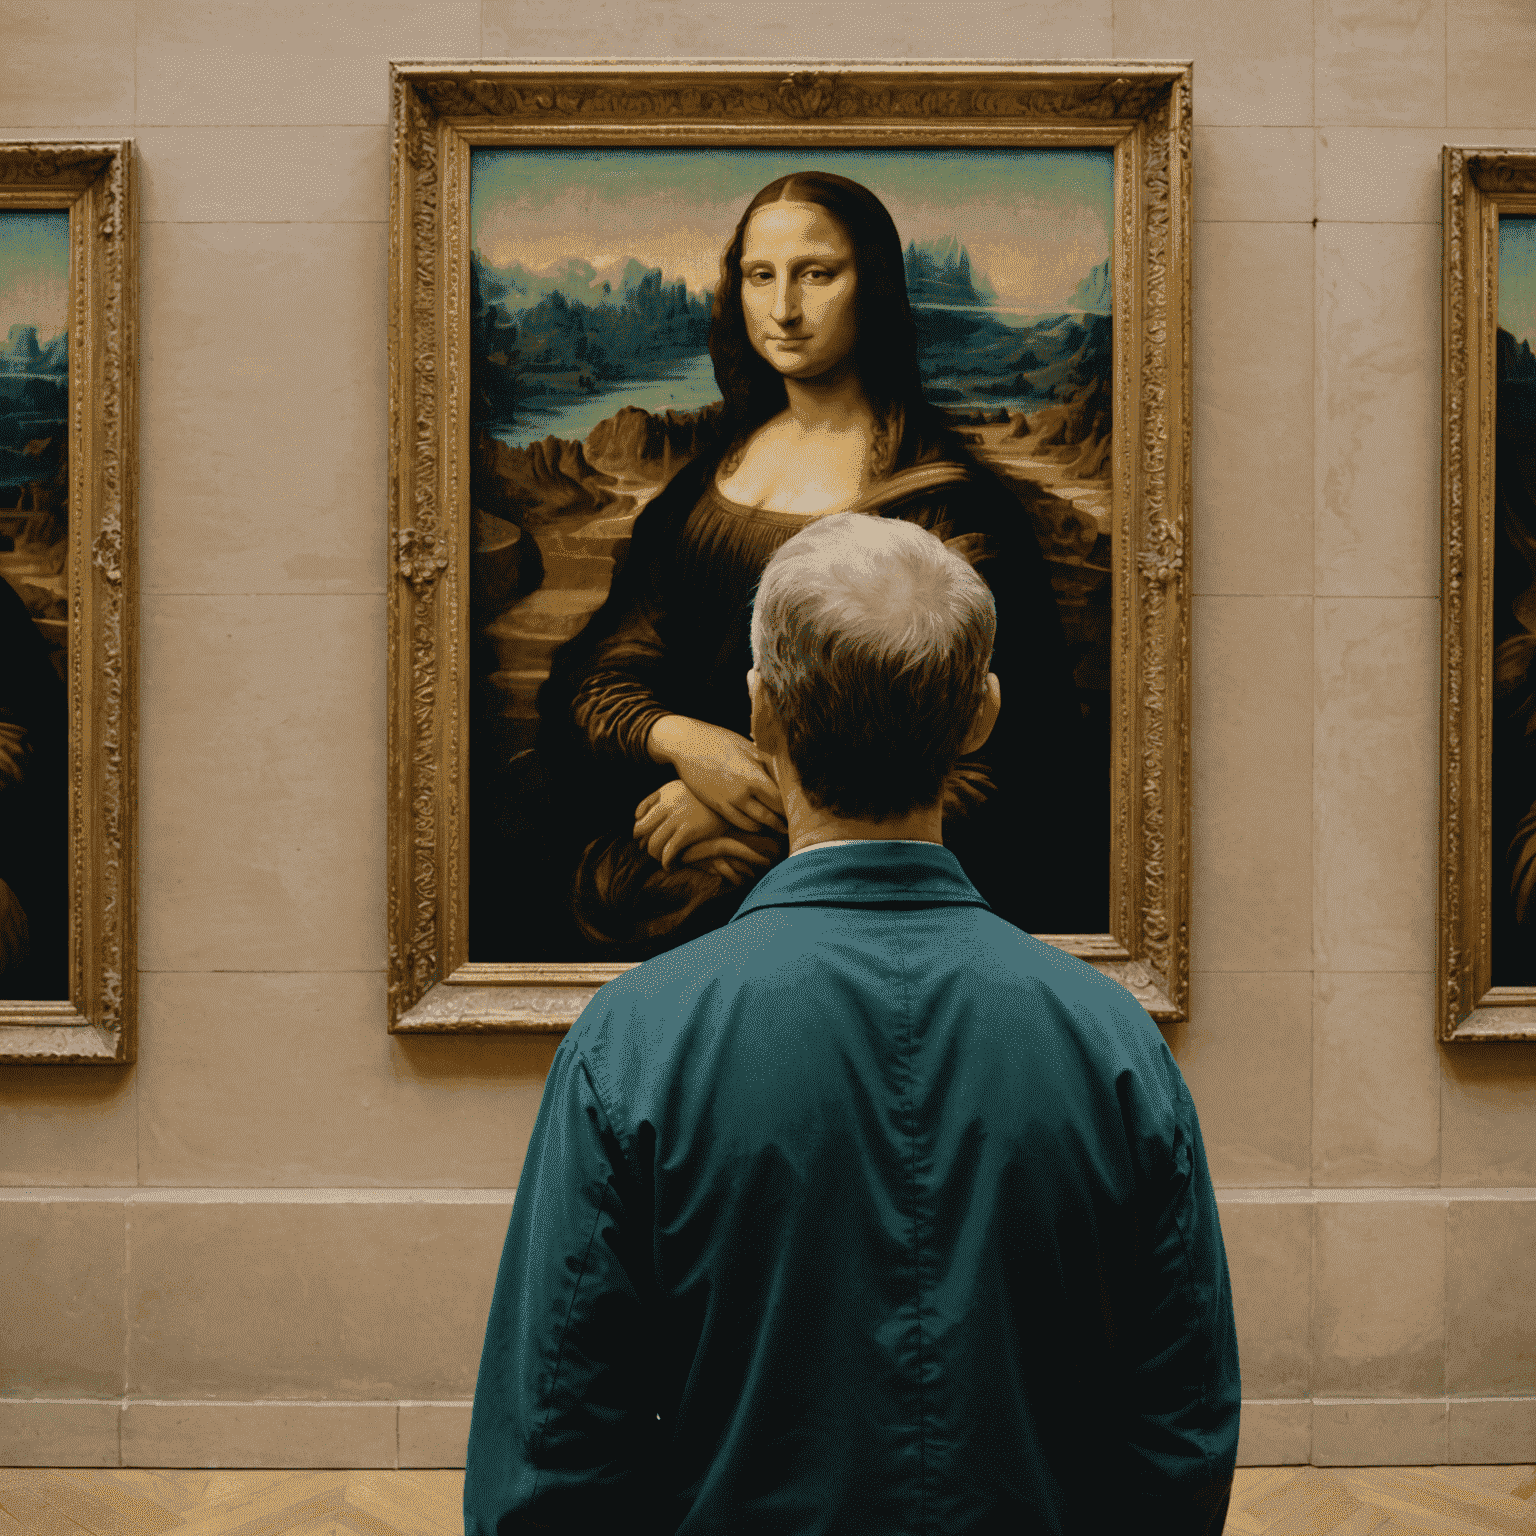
[1502,217,1536,353]
[0,210,68,348]
[471,148,1113,316]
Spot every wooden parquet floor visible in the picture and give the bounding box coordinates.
[0,1466,1532,1534]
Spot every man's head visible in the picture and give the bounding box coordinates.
[748,513,999,823]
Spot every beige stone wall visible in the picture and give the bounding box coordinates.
[2,0,1534,1472]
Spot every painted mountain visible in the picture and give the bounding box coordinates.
[1069,259,1111,314]
[904,237,999,308]
[480,253,683,312]
[899,240,1111,417]
[0,318,69,685]
[471,251,713,428]
[0,323,68,495]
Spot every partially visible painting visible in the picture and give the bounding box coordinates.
[0,209,70,1001]
[1440,147,1536,1040]
[387,64,1193,1033]
[464,147,1115,965]
[0,141,136,1065]
[1492,215,1536,987]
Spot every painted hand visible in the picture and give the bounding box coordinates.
[635,779,780,884]
[646,715,786,835]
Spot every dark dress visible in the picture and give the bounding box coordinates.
[475,428,1106,962]
[1491,329,1536,983]
[0,574,68,998]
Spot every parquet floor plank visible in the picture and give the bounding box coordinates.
[0,1481,92,1536]
[376,1474,457,1532]
[1226,1467,1536,1536]
[1332,1471,1536,1536]
[55,1473,181,1535]
[19,1475,145,1536]
[1,1465,1533,1533]
[169,1477,355,1536]
[342,1476,457,1536]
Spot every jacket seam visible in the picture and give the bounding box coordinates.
[1165,1082,1223,1485]
[895,921,928,1533]
[527,1064,617,1503]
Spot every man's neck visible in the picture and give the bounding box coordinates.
[779,770,944,856]
[789,836,937,857]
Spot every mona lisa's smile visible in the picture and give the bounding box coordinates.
[739,202,859,382]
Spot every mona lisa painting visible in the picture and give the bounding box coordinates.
[387,63,1192,1034]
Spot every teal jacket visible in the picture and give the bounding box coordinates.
[465,843,1240,1534]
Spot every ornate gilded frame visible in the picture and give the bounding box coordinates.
[0,142,138,1064]
[1440,147,1536,1041]
[387,62,1192,1034]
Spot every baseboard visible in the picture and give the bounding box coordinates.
[0,1400,472,1469]
[1240,1397,1536,1467]
[3,1397,1532,1470]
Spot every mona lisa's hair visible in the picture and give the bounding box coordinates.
[709,171,930,450]
[750,512,996,821]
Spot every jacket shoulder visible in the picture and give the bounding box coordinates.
[961,911,1182,1080]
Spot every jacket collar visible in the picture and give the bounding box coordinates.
[731,840,990,919]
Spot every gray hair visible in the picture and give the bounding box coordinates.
[750,512,996,820]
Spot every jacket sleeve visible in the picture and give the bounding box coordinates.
[1117,1064,1242,1533]
[464,1036,659,1535]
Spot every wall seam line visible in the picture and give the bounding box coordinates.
[1307,1199,1317,1463]
[1437,0,1449,128]
[1438,32,1451,1473]
[1310,0,1318,134]
[121,1201,132,1452]
[1443,1180,1453,1416]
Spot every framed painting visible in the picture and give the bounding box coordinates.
[387,63,1191,1034]
[1441,146,1536,1041]
[0,141,137,1064]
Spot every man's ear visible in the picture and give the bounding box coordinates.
[959,673,1001,755]
[747,668,784,755]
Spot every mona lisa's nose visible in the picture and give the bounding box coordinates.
[770,276,801,327]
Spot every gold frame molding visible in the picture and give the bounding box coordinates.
[0,141,138,1064]
[1440,146,1536,1042]
[387,62,1192,1034]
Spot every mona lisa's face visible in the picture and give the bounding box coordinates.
[739,201,859,384]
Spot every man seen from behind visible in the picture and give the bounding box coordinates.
[465,511,1241,1534]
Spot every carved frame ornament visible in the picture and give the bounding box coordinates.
[1440,147,1536,1042]
[387,62,1192,1033]
[0,142,138,1064]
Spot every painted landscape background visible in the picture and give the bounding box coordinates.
[1493,215,1536,985]
[467,148,1115,958]
[0,211,68,670]
[0,208,70,999]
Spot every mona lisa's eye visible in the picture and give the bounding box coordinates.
[743,267,774,285]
